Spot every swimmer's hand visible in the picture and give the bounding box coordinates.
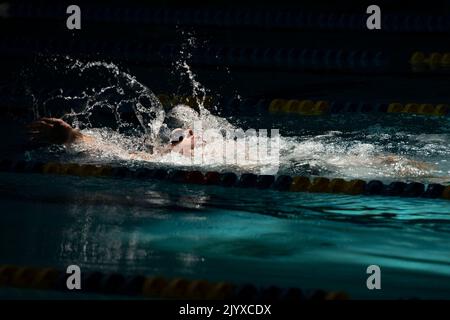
[27,117,84,145]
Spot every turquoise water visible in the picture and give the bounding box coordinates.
[2,58,450,299]
[0,172,449,299]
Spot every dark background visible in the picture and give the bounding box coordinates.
[1,0,450,118]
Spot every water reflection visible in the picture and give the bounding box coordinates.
[0,172,449,298]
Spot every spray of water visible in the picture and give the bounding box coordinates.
[26,56,165,147]
[21,50,449,182]
[173,31,210,114]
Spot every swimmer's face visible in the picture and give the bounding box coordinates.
[170,128,195,147]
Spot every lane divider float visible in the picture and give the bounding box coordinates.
[410,51,450,71]
[0,264,349,300]
[1,159,449,201]
[2,93,449,119]
[1,37,390,72]
[153,94,449,117]
[266,99,449,116]
[10,3,450,33]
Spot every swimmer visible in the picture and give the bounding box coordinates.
[26,117,438,178]
[27,117,196,159]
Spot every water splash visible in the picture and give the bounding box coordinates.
[21,56,449,183]
[173,31,210,114]
[25,56,165,146]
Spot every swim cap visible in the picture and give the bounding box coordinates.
[165,104,199,129]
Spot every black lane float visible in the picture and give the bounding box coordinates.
[1,159,449,200]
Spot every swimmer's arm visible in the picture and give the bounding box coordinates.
[129,144,174,160]
[73,131,95,145]
[129,151,156,161]
[27,117,95,146]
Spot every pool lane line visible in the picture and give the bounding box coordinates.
[130,94,450,117]
[0,264,349,301]
[8,3,450,33]
[4,38,450,76]
[1,159,449,201]
[1,37,391,72]
[155,94,449,117]
[265,99,449,116]
[268,99,450,117]
[410,51,450,72]
[1,92,449,118]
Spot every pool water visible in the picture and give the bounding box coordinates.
[2,57,450,300]
[1,171,449,299]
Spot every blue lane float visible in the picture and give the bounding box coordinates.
[9,3,450,33]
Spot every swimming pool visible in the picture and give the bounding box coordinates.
[1,54,450,300]
[0,168,449,299]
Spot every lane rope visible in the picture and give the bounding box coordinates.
[1,159,449,200]
[2,91,449,118]
[0,264,349,300]
[9,3,450,33]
